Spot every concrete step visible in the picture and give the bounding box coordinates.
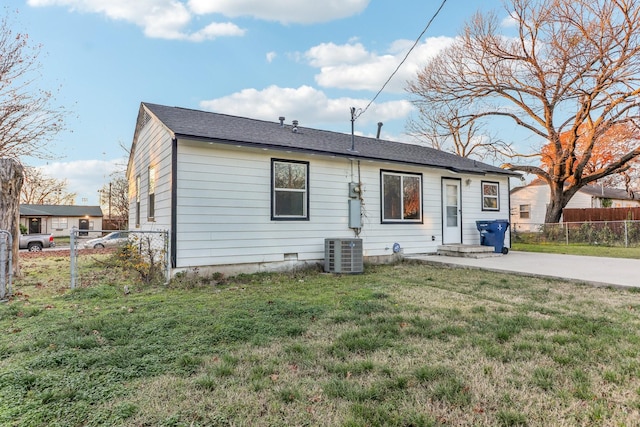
[436,244,502,258]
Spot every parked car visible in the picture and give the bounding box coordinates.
[19,234,55,252]
[83,231,130,249]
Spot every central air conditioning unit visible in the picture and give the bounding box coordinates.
[324,238,363,274]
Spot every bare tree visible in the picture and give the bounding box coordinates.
[0,9,66,279]
[596,164,640,199]
[601,165,640,197]
[0,159,23,278]
[407,105,515,161]
[99,173,129,226]
[0,9,67,160]
[407,0,640,223]
[20,167,76,205]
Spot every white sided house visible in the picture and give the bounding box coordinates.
[127,103,518,275]
[20,204,104,237]
[511,180,640,230]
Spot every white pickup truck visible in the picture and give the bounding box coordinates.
[19,234,55,252]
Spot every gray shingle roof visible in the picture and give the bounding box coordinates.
[20,205,103,217]
[142,102,518,177]
[511,180,638,201]
[578,185,637,200]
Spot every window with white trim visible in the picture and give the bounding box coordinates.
[381,171,422,223]
[482,181,499,211]
[519,204,530,219]
[135,175,141,227]
[272,159,309,220]
[52,217,68,229]
[148,166,156,220]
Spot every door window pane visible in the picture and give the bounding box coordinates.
[446,184,459,227]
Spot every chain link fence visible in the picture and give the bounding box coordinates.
[0,230,12,300]
[512,220,640,247]
[70,228,169,289]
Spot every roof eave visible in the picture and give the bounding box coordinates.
[174,134,519,177]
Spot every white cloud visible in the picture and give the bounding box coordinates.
[188,0,370,24]
[305,36,455,93]
[199,84,413,127]
[186,22,246,42]
[27,0,368,40]
[27,0,245,41]
[266,51,277,63]
[37,158,127,205]
[501,14,519,28]
[304,42,372,67]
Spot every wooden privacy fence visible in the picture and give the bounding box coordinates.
[563,207,640,222]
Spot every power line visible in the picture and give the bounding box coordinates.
[354,0,448,121]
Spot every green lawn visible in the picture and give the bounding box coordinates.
[512,242,640,258]
[2,255,640,426]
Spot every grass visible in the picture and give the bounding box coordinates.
[2,255,640,425]
[512,242,640,258]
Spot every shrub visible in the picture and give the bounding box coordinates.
[110,234,167,285]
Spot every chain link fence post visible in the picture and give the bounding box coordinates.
[625,220,629,248]
[163,230,170,284]
[0,230,13,300]
[70,227,78,289]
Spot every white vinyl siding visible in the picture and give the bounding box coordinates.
[455,177,511,246]
[510,183,640,229]
[135,175,140,227]
[173,142,511,268]
[127,107,512,272]
[34,216,103,237]
[510,184,550,228]
[127,107,173,233]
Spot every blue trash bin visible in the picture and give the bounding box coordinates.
[476,220,510,254]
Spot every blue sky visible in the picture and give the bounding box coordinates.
[15,0,506,204]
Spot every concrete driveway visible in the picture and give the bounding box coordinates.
[409,251,640,289]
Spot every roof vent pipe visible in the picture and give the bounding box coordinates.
[279,116,285,127]
[376,122,383,139]
[292,120,298,133]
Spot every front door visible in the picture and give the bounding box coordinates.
[28,218,41,234]
[79,218,90,236]
[442,179,462,244]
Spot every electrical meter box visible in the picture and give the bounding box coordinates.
[349,199,361,228]
[348,182,360,198]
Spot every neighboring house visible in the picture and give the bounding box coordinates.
[510,180,640,229]
[127,102,518,275]
[20,205,104,237]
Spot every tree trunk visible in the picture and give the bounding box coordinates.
[544,180,581,223]
[544,196,565,224]
[0,159,24,278]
